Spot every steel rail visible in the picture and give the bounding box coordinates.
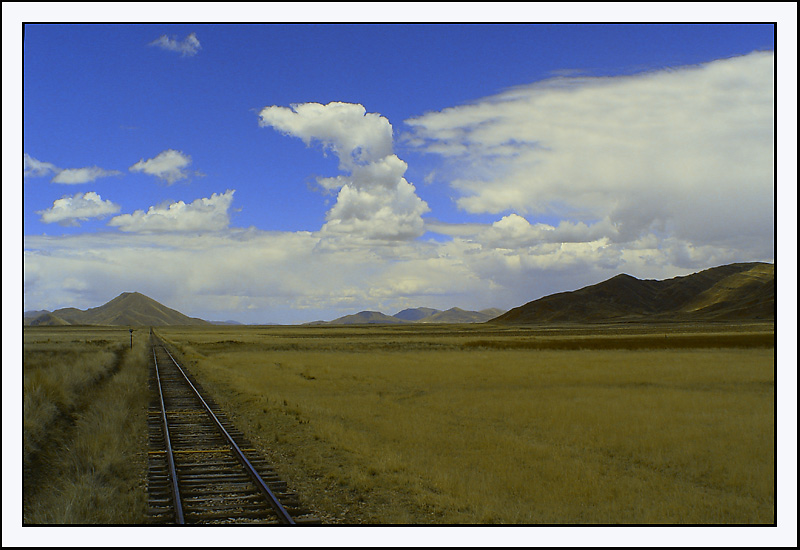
[153,347,185,524]
[160,345,296,525]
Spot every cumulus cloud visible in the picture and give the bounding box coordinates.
[320,154,430,240]
[259,102,394,169]
[37,191,121,226]
[24,153,60,178]
[259,102,429,240]
[129,149,195,184]
[51,166,123,184]
[149,32,201,57]
[108,189,235,233]
[405,51,775,257]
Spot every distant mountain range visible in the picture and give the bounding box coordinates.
[492,262,774,324]
[23,262,774,327]
[307,307,507,325]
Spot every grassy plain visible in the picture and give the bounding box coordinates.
[22,327,150,524]
[156,321,775,525]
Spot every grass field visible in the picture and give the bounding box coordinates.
[154,321,775,525]
[22,327,150,524]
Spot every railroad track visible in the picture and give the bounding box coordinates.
[147,336,318,524]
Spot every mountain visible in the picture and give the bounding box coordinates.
[492,262,774,324]
[25,292,211,326]
[324,310,408,325]
[28,312,71,326]
[418,307,502,324]
[479,308,506,319]
[23,310,52,325]
[393,307,441,321]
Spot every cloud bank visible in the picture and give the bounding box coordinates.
[405,51,774,257]
[23,229,498,324]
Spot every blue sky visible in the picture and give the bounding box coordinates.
[10,9,787,324]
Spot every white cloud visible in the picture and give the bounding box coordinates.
[259,102,394,169]
[36,191,120,226]
[405,51,775,257]
[108,189,235,233]
[51,166,123,184]
[23,153,60,178]
[320,154,430,240]
[24,154,122,184]
[149,32,201,57]
[259,102,429,241]
[129,149,194,184]
[463,213,620,249]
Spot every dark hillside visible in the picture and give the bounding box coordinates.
[493,262,774,324]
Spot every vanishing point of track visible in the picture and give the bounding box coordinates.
[147,335,318,524]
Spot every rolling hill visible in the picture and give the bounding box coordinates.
[492,262,774,324]
[25,292,211,327]
[322,311,409,325]
[27,312,71,326]
[393,307,441,321]
[417,307,506,324]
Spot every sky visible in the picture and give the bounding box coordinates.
[9,10,789,325]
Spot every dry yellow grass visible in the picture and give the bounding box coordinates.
[23,329,125,468]
[23,327,150,524]
[158,323,775,524]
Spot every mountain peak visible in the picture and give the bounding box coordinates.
[26,292,210,327]
[609,273,637,280]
